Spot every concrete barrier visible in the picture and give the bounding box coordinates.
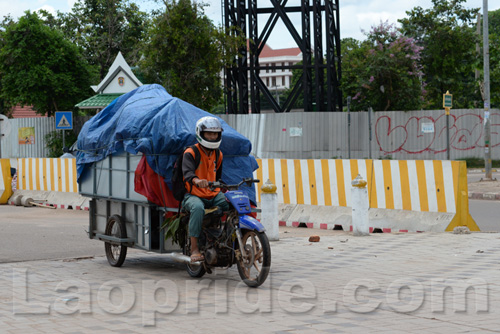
[10,158,88,209]
[254,159,478,232]
[0,159,13,204]
[9,189,89,210]
[17,158,78,193]
[8,156,478,230]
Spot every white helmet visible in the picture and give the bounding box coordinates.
[195,116,223,149]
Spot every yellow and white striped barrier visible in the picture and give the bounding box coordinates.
[17,158,78,193]
[254,159,478,232]
[11,158,87,210]
[0,159,12,204]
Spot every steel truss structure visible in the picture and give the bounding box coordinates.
[224,0,342,113]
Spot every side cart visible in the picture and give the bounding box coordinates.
[79,152,182,267]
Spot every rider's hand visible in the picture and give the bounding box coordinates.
[193,178,209,188]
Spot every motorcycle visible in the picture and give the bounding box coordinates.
[174,178,271,288]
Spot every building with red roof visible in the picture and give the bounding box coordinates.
[258,43,302,91]
[10,105,46,119]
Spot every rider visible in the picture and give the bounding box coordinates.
[182,116,229,262]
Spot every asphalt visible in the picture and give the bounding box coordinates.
[1,228,500,333]
[468,169,500,200]
[0,171,499,333]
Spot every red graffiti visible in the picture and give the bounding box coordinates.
[375,112,500,155]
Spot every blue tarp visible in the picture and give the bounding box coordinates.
[76,84,259,202]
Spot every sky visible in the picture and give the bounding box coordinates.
[0,0,499,49]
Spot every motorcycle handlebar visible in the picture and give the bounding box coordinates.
[208,178,260,191]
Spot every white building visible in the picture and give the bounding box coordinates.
[223,43,302,94]
[257,43,302,91]
[76,52,143,111]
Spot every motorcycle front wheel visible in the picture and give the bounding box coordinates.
[236,230,271,287]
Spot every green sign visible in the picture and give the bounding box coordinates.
[443,91,452,108]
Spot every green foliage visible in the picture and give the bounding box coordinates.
[399,0,481,109]
[260,90,287,110]
[161,214,186,246]
[211,104,226,114]
[0,11,96,116]
[341,23,425,111]
[489,9,500,108]
[457,158,500,169]
[0,15,15,116]
[280,57,326,110]
[44,130,78,157]
[340,38,367,111]
[58,0,149,80]
[140,0,245,111]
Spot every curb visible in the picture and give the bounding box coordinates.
[279,220,423,233]
[8,200,90,210]
[468,192,500,201]
[468,169,498,173]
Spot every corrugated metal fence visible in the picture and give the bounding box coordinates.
[1,110,498,160]
[1,117,55,158]
[221,108,500,160]
[0,115,90,159]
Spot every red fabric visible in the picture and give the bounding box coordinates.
[134,156,179,208]
[249,204,257,219]
[134,156,258,219]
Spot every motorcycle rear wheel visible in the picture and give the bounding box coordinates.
[236,230,271,287]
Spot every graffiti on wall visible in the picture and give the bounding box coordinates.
[375,113,500,154]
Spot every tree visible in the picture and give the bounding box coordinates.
[399,0,480,109]
[339,37,370,110]
[0,15,14,116]
[0,11,96,116]
[488,9,500,108]
[45,130,78,157]
[140,0,245,111]
[341,22,425,111]
[280,57,324,111]
[58,0,149,80]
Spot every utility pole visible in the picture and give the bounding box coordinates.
[0,118,3,159]
[475,13,482,97]
[443,91,452,160]
[483,0,492,179]
[347,96,351,159]
[368,107,373,159]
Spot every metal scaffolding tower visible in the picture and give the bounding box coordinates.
[224,0,342,113]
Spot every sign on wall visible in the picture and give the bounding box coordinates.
[18,127,35,145]
[421,123,435,134]
[290,127,303,137]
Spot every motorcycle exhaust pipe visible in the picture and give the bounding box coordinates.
[169,252,201,265]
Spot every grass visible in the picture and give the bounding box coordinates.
[457,158,500,169]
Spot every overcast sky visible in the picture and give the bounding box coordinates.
[0,0,498,49]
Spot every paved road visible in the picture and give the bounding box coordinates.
[2,206,500,332]
[469,199,500,232]
[0,206,345,264]
[1,222,500,333]
[467,170,500,232]
[467,170,499,183]
[0,206,102,263]
[2,199,498,265]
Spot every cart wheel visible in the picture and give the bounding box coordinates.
[104,215,128,267]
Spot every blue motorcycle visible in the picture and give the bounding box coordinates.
[181,178,271,287]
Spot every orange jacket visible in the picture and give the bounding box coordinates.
[182,143,223,199]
